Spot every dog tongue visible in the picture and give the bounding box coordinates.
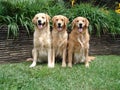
[38,25,43,29]
[58,28,62,31]
[78,28,83,32]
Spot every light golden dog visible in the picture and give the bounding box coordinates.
[68,16,94,67]
[30,13,53,68]
[51,15,69,67]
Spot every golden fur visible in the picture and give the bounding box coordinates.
[68,16,93,67]
[51,15,69,67]
[30,13,53,68]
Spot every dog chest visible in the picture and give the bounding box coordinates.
[34,32,51,48]
[52,32,67,47]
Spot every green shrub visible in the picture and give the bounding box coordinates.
[68,3,120,36]
[0,0,34,38]
[108,11,120,35]
[69,4,108,36]
[0,0,120,38]
[3,16,19,38]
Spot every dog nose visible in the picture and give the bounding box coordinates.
[38,20,41,24]
[79,23,82,28]
[58,23,61,26]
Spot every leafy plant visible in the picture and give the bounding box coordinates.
[19,14,33,35]
[108,11,120,35]
[0,0,120,38]
[2,14,33,39]
[69,4,120,36]
[7,22,19,39]
[3,16,19,38]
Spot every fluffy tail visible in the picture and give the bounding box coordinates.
[88,56,96,62]
[26,58,33,62]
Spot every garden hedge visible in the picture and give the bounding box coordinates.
[0,0,120,38]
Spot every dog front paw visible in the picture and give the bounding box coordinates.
[62,63,66,67]
[68,63,72,67]
[85,63,89,68]
[30,62,36,68]
[48,63,54,68]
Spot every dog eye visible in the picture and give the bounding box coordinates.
[42,17,45,19]
[76,20,79,22]
[61,19,63,21]
[36,17,38,19]
[82,20,84,22]
[56,19,58,21]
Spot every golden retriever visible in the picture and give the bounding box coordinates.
[30,13,53,68]
[51,15,69,67]
[68,16,93,67]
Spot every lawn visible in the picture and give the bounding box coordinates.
[0,55,120,90]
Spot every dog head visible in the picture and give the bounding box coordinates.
[52,15,69,31]
[72,17,89,33]
[32,13,51,30]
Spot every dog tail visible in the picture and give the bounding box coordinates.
[88,56,95,62]
[26,58,33,62]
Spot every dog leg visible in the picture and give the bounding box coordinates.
[68,49,73,67]
[48,48,54,68]
[62,48,66,67]
[50,48,55,68]
[84,47,89,68]
[30,49,37,67]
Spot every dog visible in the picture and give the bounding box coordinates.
[51,15,69,67]
[68,16,93,67]
[29,13,53,68]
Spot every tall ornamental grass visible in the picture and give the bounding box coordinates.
[0,0,120,38]
[69,4,120,36]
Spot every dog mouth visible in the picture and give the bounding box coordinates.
[38,23,45,29]
[78,24,83,32]
[57,26,62,31]
[37,20,45,29]
[78,28,83,32]
[57,23,62,31]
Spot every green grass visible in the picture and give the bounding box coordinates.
[0,55,120,90]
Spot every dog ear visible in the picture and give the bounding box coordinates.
[32,15,37,25]
[46,14,51,22]
[52,16,57,26]
[85,18,89,27]
[52,16,57,22]
[64,16,69,25]
[72,18,76,29]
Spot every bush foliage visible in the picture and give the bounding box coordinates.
[0,0,120,38]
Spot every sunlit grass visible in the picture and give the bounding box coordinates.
[0,55,120,90]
